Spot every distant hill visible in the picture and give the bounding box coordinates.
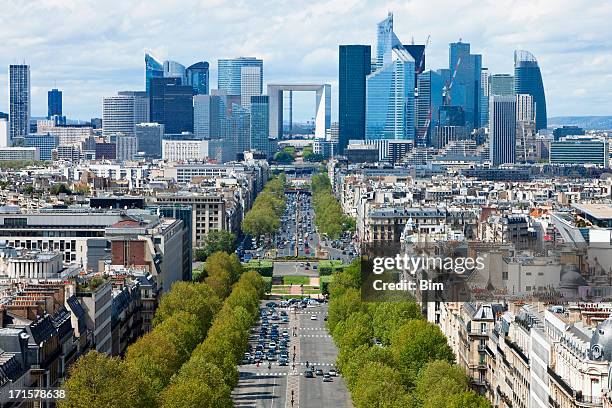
[548,116,612,130]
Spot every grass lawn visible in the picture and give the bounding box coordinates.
[282,276,310,285]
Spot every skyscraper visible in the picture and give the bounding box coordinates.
[102,96,135,137]
[514,50,547,130]
[489,74,515,96]
[163,60,187,84]
[226,103,251,160]
[480,68,489,128]
[194,94,224,139]
[250,95,270,157]
[366,47,415,141]
[9,64,30,144]
[186,62,210,95]
[135,122,164,158]
[48,88,62,118]
[145,53,164,93]
[489,95,516,166]
[416,70,444,146]
[448,42,482,129]
[149,77,194,134]
[118,91,150,125]
[240,66,263,110]
[375,13,401,70]
[217,57,263,96]
[339,45,371,153]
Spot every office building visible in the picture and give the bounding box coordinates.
[115,134,138,161]
[550,138,608,167]
[48,88,62,118]
[163,60,186,84]
[149,77,194,134]
[24,134,59,160]
[135,123,163,158]
[489,74,514,96]
[480,68,489,128]
[516,94,537,163]
[489,95,517,166]
[240,65,263,109]
[375,13,401,70]
[9,64,30,144]
[95,142,116,160]
[514,50,547,130]
[448,42,482,129]
[102,96,135,137]
[186,61,209,95]
[416,70,444,147]
[0,147,39,161]
[553,126,585,140]
[194,94,224,140]
[162,139,223,162]
[36,122,94,147]
[118,91,149,125]
[217,57,263,96]
[339,45,371,153]
[250,95,272,157]
[145,53,164,93]
[227,103,251,160]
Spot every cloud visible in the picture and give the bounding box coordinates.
[0,0,610,120]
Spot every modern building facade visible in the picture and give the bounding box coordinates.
[250,95,270,157]
[149,77,194,134]
[338,45,371,153]
[217,57,263,96]
[480,68,489,128]
[549,138,608,167]
[448,42,482,129]
[114,134,138,161]
[118,91,149,125]
[186,62,209,95]
[489,95,517,166]
[145,53,164,93]
[240,65,263,110]
[416,69,444,147]
[9,64,30,144]
[48,88,62,118]
[193,94,224,140]
[135,123,164,158]
[163,60,186,84]
[226,104,251,160]
[24,134,59,161]
[489,74,514,96]
[514,50,547,131]
[102,96,135,137]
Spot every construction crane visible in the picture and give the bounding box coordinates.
[419,35,431,73]
[442,56,462,105]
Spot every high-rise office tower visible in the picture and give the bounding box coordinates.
[135,122,164,158]
[240,66,263,110]
[226,103,251,160]
[514,50,547,130]
[366,47,415,141]
[194,94,224,139]
[416,70,444,147]
[515,93,536,163]
[250,95,271,157]
[149,77,194,134]
[516,93,535,122]
[448,42,482,129]
[480,68,489,128]
[9,64,30,144]
[163,60,187,84]
[48,88,62,118]
[489,74,514,96]
[376,13,401,70]
[102,96,135,137]
[339,45,371,153]
[118,91,149,125]
[489,95,516,166]
[186,62,210,95]
[115,134,138,161]
[145,53,164,93]
[217,57,263,96]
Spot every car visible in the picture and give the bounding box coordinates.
[278,359,288,366]
[315,369,324,376]
[282,316,289,323]
[310,315,317,320]
[329,369,338,377]
[304,370,314,378]
[266,302,277,308]
[267,353,276,361]
[323,374,333,382]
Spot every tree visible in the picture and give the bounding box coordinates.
[197,231,236,261]
[351,362,414,408]
[333,311,373,351]
[327,288,365,333]
[159,378,232,408]
[369,301,421,345]
[50,183,72,195]
[153,281,220,331]
[60,351,152,408]
[337,344,394,389]
[273,150,294,164]
[390,320,455,386]
[204,252,243,298]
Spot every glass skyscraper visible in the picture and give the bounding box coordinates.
[365,47,415,141]
[48,88,62,118]
[489,74,515,96]
[186,62,210,95]
[489,95,516,166]
[514,50,547,131]
[376,13,402,70]
[163,60,187,84]
[448,42,482,129]
[9,64,30,143]
[338,45,371,153]
[416,70,444,146]
[145,53,164,93]
[250,95,271,157]
[217,57,263,96]
[149,77,194,134]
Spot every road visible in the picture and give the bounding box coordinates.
[232,301,352,408]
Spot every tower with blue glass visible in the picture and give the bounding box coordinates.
[186,62,210,95]
[217,57,263,96]
[514,50,547,131]
[145,53,164,93]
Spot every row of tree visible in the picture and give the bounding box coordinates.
[241,174,287,238]
[328,260,491,408]
[311,173,355,239]
[194,230,237,262]
[60,251,251,407]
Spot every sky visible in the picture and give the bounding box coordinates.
[0,0,611,121]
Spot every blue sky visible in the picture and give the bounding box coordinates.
[0,0,611,121]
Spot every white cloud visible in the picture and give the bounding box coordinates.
[0,0,610,120]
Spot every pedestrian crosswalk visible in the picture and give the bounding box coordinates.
[247,371,339,377]
[301,327,326,330]
[299,334,332,338]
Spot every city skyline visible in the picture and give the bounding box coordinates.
[0,0,611,121]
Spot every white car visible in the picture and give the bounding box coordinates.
[310,315,317,320]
